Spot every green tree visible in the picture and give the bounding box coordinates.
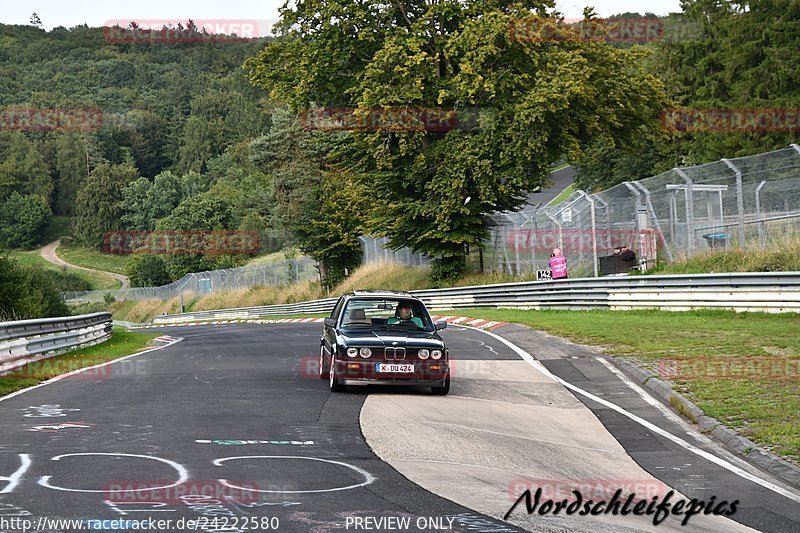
[73,163,139,247]
[155,192,239,278]
[294,172,369,287]
[125,254,172,287]
[0,134,53,204]
[247,2,668,277]
[53,133,88,215]
[0,192,51,248]
[0,255,68,320]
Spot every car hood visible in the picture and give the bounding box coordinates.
[340,329,444,348]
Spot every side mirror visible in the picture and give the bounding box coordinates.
[434,320,447,331]
[324,317,336,327]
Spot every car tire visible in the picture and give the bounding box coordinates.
[329,358,346,392]
[431,373,450,396]
[319,345,327,380]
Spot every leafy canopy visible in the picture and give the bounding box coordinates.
[247,1,667,277]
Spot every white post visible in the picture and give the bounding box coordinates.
[721,158,745,247]
[674,168,695,252]
[577,191,599,277]
[755,181,767,247]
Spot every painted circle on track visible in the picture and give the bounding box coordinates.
[213,456,376,494]
[38,453,189,493]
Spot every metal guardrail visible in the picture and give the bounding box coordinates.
[153,299,339,323]
[151,272,800,324]
[0,312,113,374]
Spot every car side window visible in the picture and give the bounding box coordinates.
[330,297,345,321]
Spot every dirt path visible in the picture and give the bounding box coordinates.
[39,240,130,289]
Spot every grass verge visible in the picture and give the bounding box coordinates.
[6,249,119,290]
[0,327,159,398]
[58,240,129,275]
[548,183,575,206]
[450,307,800,463]
[645,237,800,274]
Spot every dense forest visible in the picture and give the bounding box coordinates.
[1,1,798,319]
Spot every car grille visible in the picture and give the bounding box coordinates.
[384,347,407,360]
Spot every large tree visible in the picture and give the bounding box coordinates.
[73,163,139,247]
[246,1,668,277]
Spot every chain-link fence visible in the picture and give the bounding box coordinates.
[359,235,430,266]
[485,144,800,276]
[62,257,319,304]
[63,145,800,304]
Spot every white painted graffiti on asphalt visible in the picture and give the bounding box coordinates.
[22,405,80,418]
[0,455,31,494]
[27,421,94,433]
[0,503,33,517]
[1,453,374,498]
[195,440,314,446]
[213,456,376,494]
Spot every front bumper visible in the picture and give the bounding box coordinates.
[334,359,449,385]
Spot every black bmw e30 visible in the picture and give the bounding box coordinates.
[319,290,449,395]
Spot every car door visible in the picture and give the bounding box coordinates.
[322,297,345,364]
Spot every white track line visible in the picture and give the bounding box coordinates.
[463,324,800,504]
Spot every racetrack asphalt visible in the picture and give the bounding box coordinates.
[0,322,797,532]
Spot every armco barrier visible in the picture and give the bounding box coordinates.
[0,312,113,374]
[151,272,800,324]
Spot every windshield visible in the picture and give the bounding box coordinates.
[340,298,433,331]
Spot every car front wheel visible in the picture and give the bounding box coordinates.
[319,345,327,380]
[329,358,346,392]
[431,372,450,396]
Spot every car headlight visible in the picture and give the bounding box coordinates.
[431,349,442,359]
[359,347,372,358]
[418,349,430,359]
[346,347,358,358]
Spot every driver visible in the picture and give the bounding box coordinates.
[387,302,424,327]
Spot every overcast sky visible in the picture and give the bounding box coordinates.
[5,1,683,31]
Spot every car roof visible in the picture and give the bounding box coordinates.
[347,290,420,300]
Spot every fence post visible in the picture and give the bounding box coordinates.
[755,180,767,247]
[674,168,695,252]
[632,181,673,263]
[544,211,563,251]
[577,191,599,277]
[721,158,746,247]
[592,194,610,251]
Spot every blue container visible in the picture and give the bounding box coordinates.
[702,233,730,249]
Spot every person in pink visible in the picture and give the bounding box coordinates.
[548,248,568,279]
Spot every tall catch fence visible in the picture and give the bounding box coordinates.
[63,257,319,304]
[484,145,800,276]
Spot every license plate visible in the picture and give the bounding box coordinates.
[376,364,414,373]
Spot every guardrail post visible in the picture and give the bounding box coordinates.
[674,168,695,252]
[721,158,746,247]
